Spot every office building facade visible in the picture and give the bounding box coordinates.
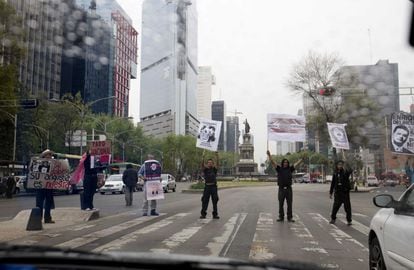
[197,66,215,119]
[6,0,65,100]
[140,0,198,137]
[226,116,240,153]
[62,0,138,116]
[212,100,226,151]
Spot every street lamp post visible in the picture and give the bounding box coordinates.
[62,95,116,154]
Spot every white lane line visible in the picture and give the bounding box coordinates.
[92,213,189,253]
[337,214,369,236]
[206,213,248,257]
[309,213,368,252]
[57,214,164,249]
[290,214,328,255]
[71,224,96,231]
[151,218,212,254]
[249,213,276,261]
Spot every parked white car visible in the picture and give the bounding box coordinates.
[367,175,379,187]
[369,184,414,269]
[99,174,125,195]
[162,174,176,193]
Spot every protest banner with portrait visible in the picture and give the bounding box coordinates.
[196,118,222,151]
[327,123,350,150]
[267,114,306,142]
[391,112,414,155]
[28,158,71,190]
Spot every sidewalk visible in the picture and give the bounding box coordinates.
[0,208,99,242]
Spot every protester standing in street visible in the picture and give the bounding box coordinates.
[83,151,101,211]
[123,164,138,206]
[36,149,55,223]
[5,174,15,199]
[267,150,303,222]
[200,151,220,219]
[329,160,353,225]
[138,154,162,216]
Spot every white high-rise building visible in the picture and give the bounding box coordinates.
[140,0,198,137]
[197,66,215,119]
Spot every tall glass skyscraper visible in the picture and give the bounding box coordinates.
[140,0,198,137]
[61,0,138,116]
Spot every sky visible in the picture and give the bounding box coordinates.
[118,0,414,164]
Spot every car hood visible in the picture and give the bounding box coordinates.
[0,244,323,270]
[104,181,123,185]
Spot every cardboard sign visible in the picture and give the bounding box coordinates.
[145,180,164,200]
[28,158,71,190]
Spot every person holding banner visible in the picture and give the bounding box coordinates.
[138,154,163,216]
[83,151,103,211]
[267,150,303,223]
[329,160,353,225]
[35,149,55,223]
[200,151,220,219]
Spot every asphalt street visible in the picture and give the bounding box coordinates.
[1,183,408,269]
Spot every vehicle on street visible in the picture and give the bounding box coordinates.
[316,176,324,184]
[301,174,311,184]
[384,179,399,187]
[162,174,176,193]
[99,174,125,195]
[369,184,414,269]
[367,175,379,187]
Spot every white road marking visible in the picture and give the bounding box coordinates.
[249,213,276,261]
[206,213,247,257]
[71,224,96,231]
[309,213,368,252]
[57,214,164,249]
[290,214,328,255]
[92,213,189,252]
[337,214,369,236]
[151,218,212,254]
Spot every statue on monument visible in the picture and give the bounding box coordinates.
[244,119,250,134]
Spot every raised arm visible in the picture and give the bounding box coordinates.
[266,150,277,168]
[293,158,303,168]
[201,153,205,170]
[215,151,219,169]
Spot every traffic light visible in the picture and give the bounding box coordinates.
[20,99,38,109]
[318,87,336,96]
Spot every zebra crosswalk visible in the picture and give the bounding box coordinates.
[10,210,373,269]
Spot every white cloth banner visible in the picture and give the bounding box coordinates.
[145,180,164,201]
[196,118,222,151]
[267,114,306,142]
[327,123,350,150]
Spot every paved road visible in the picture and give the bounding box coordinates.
[2,184,409,269]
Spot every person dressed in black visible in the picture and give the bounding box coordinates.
[267,150,303,222]
[329,160,353,225]
[36,149,55,223]
[83,151,104,211]
[123,164,138,206]
[5,175,16,199]
[200,151,220,219]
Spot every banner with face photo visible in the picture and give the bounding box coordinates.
[327,123,350,150]
[267,114,306,142]
[196,118,222,151]
[391,112,414,155]
[28,158,71,190]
